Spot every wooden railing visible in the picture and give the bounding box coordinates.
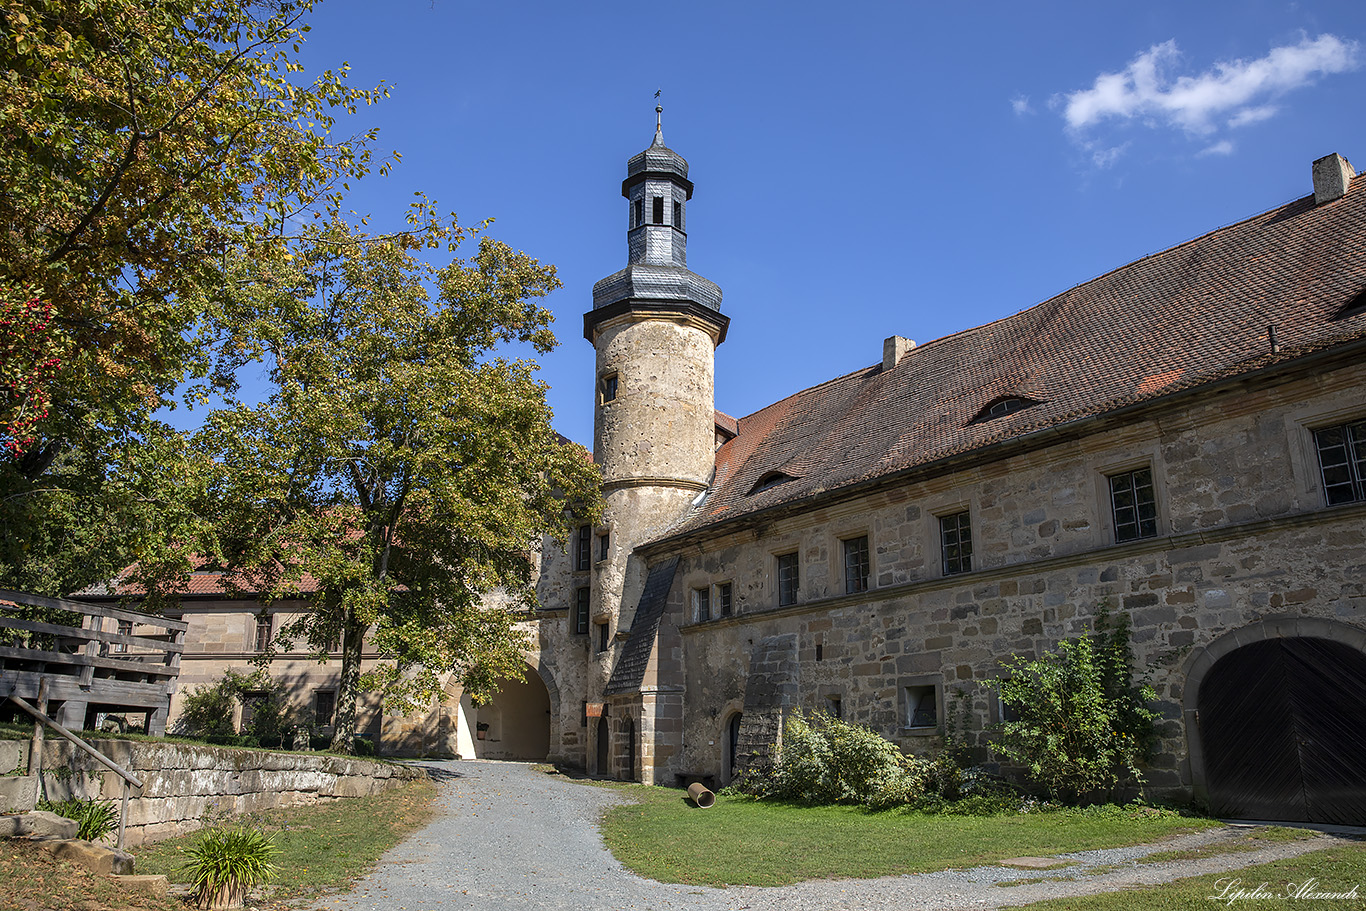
[0,589,185,735]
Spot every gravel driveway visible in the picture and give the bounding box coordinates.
[308,760,1347,911]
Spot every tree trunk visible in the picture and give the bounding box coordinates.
[330,610,367,753]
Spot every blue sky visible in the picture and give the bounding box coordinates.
[287,0,1366,447]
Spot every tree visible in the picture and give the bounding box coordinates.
[192,213,601,751]
[987,609,1159,803]
[0,0,386,595]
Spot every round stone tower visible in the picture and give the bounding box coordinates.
[584,108,728,665]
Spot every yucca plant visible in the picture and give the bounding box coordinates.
[182,826,278,910]
[36,797,119,842]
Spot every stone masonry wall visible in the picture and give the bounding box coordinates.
[0,738,420,846]
[666,361,1366,801]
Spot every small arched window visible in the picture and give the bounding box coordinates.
[971,395,1041,424]
[748,471,797,495]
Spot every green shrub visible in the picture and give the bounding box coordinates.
[768,711,927,809]
[177,670,295,744]
[987,608,1159,803]
[178,670,253,739]
[183,825,278,910]
[37,797,119,841]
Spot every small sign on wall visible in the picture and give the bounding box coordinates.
[585,702,606,718]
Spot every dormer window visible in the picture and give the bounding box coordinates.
[971,395,1040,423]
[748,471,797,495]
[652,196,664,224]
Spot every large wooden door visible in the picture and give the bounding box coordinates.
[1198,637,1366,824]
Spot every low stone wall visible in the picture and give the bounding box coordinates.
[0,737,422,846]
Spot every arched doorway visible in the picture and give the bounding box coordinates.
[1198,636,1366,823]
[473,664,552,760]
[723,712,742,784]
[595,715,609,777]
[623,716,636,782]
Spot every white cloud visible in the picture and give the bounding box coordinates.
[1062,34,1359,136]
[1227,105,1278,128]
[1198,140,1236,157]
[1011,94,1033,116]
[1090,143,1129,169]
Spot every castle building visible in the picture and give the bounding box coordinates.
[486,124,1366,825]
[78,120,1366,826]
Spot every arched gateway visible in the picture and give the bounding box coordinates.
[1186,620,1366,824]
[461,663,553,761]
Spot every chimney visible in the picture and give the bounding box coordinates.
[1312,153,1355,205]
[882,336,915,371]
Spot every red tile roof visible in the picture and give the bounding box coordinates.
[76,556,321,599]
[664,177,1366,540]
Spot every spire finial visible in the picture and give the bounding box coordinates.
[652,90,665,147]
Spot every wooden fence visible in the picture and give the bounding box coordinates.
[0,589,185,735]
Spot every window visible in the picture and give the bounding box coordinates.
[598,532,610,562]
[940,511,972,575]
[633,198,643,227]
[254,615,272,652]
[749,470,797,495]
[777,552,799,606]
[1315,419,1366,505]
[574,587,590,635]
[652,196,664,224]
[824,694,843,719]
[843,535,869,594]
[597,621,610,653]
[113,619,132,654]
[716,582,733,617]
[693,587,711,622]
[1109,467,1158,542]
[601,373,618,403]
[904,685,938,728]
[575,524,592,571]
[972,395,1040,423]
[672,199,683,229]
[315,690,336,727]
[239,691,268,733]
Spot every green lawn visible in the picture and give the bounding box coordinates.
[596,785,1219,887]
[1004,842,1366,910]
[132,776,436,902]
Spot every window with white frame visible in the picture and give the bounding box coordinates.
[716,581,733,617]
[692,586,711,622]
[1315,419,1366,505]
[1108,466,1158,542]
[843,535,869,594]
[939,511,972,575]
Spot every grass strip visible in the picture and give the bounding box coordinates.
[1003,841,1366,910]
[133,776,436,901]
[596,784,1217,887]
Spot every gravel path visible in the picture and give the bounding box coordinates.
[308,760,1349,911]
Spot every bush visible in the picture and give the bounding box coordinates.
[766,711,927,809]
[987,608,1159,803]
[37,797,119,841]
[183,825,278,910]
[177,670,295,744]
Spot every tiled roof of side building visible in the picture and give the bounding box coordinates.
[662,174,1366,542]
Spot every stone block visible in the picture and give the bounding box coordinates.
[4,810,79,839]
[0,775,38,812]
[48,839,135,875]
[112,874,170,897]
